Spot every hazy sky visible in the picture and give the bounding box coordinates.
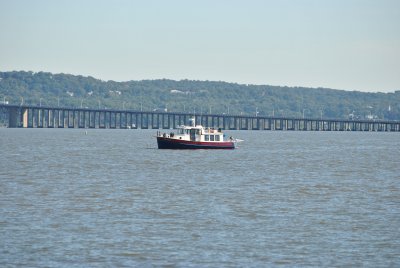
[1,0,399,92]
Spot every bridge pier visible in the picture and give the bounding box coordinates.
[21,108,28,128]
[8,107,19,128]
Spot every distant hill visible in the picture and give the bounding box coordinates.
[0,71,399,120]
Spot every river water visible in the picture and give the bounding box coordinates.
[0,129,399,267]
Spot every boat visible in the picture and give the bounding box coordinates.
[156,118,240,149]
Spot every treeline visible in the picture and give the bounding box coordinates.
[1,71,399,120]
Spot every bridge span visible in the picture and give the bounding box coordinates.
[1,104,399,132]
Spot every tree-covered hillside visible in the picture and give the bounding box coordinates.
[1,71,399,120]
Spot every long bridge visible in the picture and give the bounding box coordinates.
[1,104,399,132]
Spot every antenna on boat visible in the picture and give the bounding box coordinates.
[189,116,196,127]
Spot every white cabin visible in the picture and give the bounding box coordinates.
[158,124,229,143]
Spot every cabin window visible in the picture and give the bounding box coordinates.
[196,129,201,135]
[210,135,215,141]
[205,135,209,141]
[215,135,220,141]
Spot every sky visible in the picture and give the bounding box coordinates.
[0,0,399,93]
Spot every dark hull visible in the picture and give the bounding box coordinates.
[157,137,235,149]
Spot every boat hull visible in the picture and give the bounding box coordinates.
[157,137,235,149]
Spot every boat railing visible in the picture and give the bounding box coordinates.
[203,127,223,134]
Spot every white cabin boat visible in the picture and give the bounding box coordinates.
[156,118,238,149]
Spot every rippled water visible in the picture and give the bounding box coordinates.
[1,129,399,267]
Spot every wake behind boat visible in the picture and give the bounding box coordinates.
[156,118,241,149]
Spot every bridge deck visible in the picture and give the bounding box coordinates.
[1,104,399,131]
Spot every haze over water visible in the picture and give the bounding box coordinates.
[1,129,399,267]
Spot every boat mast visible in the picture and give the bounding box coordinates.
[189,116,195,127]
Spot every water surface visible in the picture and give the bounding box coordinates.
[1,129,399,267]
